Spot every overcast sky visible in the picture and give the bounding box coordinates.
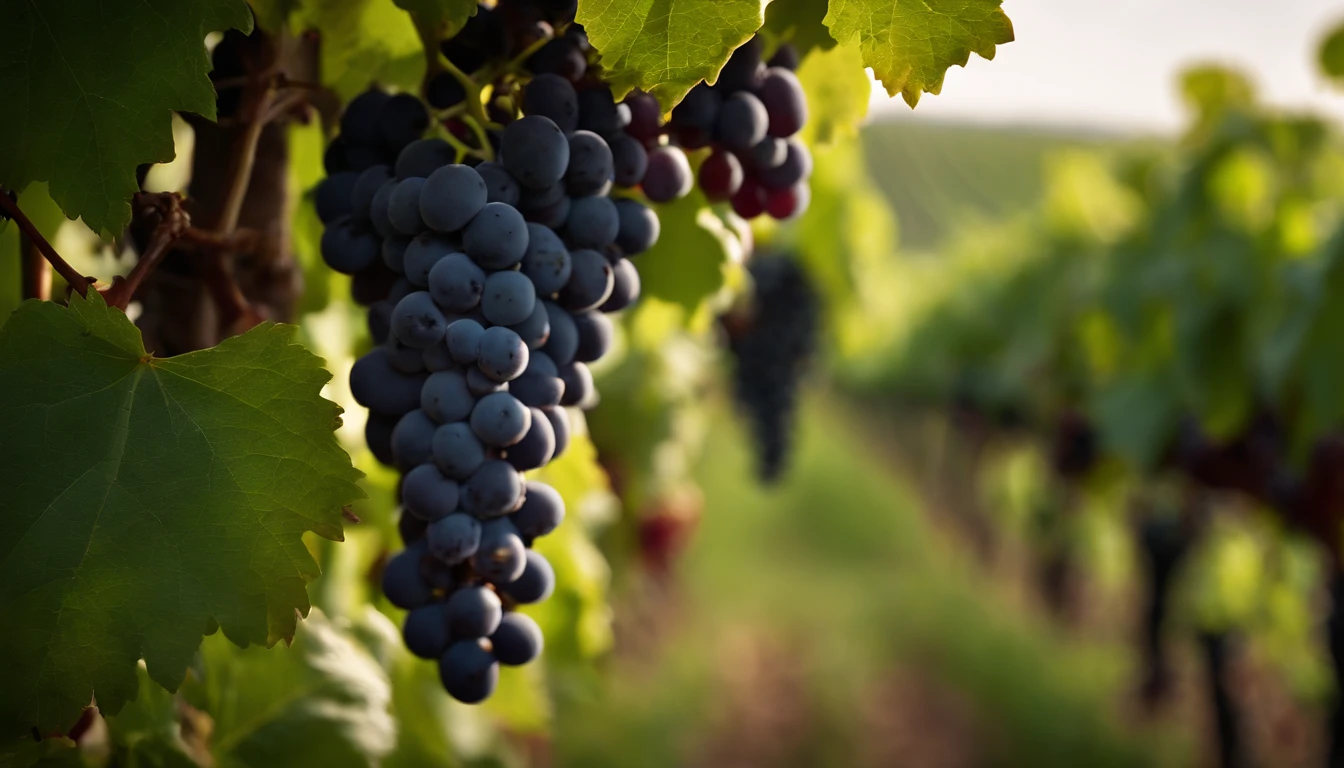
[869,0,1344,133]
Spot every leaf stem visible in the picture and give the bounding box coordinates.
[0,192,91,297]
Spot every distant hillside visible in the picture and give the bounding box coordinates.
[860,119,1136,251]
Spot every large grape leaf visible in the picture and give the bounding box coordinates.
[0,293,364,738]
[576,0,770,108]
[823,0,1014,107]
[181,610,394,768]
[0,0,253,237]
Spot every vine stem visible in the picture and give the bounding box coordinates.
[0,193,91,297]
[20,235,51,300]
[101,194,191,311]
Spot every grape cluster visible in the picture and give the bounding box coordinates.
[669,38,811,219]
[723,255,820,482]
[314,1,666,705]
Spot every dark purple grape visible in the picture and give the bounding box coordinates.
[757,138,812,189]
[558,249,613,311]
[598,257,640,313]
[321,216,379,274]
[388,177,428,235]
[521,223,572,295]
[565,195,619,249]
[614,199,659,255]
[608,134,648,188]
[350,347,427,416]
[475,161,521,206]
[522,73,580,133]
[544,405,571,457]
[577,87,620,137]
[716,37,763,92]
[500,550,555,604]
[501,115,570,190]
[316,172,358,223]
[768,43,799,71]
[490,613,543,665]
[402,463,461,520]
[757,67,808,138]
[571,310,613,362]
[642,146,692,203]
[378,92,430,151]
[440,638,499,703]
[422,164,488,233]
[565,131,614,196]
[698,149,743,201]
[623,91,662,144]
[715,91,768,151]
[504,408,555,470]
[557,361,594,407]
[341,89,391,146]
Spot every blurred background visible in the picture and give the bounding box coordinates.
[10,2,1344,766]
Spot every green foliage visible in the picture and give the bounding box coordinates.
[0,293,363,737]
[762,0,837,58]
[855,64,1344,475]
[258,0,426,99]
[0,0,253,237]
[182,610,394,768]
[634,189,745,317]
[824,0,1014,107]
[795,41,870,145]
[393,0,477,34]
[576,0,769,109]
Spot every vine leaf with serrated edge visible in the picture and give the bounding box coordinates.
[823,0,1014,107]
[0,0,254,237]
[0,292,364,738]
[576,0,770,110]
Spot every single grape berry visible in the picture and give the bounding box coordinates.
[642,147,692,203]
[500,549,556,604]
[432,421,487,479]
[565,131,615,196]
[614,199,660,255]
[501,115,570,190]
[392,291,449,347]
[522,73,580,133]
[491,613,544,665]
[421,164,488,233]
[757,67,808,138]
[715,91,769,151]
[464,202,530,269]
[698,150,743,201]
[440,638,499,704]
[321,216,380,274]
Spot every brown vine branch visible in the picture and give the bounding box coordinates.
[101,193,191,310]
[20,235,51,301]
[0,192,91,297]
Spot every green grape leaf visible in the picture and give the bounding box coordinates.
[277,0,425,100]
[394,0,477,35]
[823,0,1014,107]
[186,610,395,768]
[0,0,253,237]
[576,0,770,108]
[638,190,744,315]
[796,40,870,145]
[762,0,836,59]
[0,293,364,738]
